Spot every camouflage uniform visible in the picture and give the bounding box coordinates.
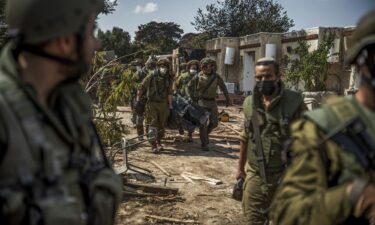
[130,59,144,126]
[174,60,200,97]
[0,0,122,224]
[240,82,305,225]
[187,58,230,150]
[270,9,375,225]
[139,58,173,151]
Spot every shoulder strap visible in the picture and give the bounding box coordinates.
[202,73,218,94]
[243,95,253,121]
[251,106,267,183]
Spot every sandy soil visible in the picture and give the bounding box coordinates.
[114,106,246,225]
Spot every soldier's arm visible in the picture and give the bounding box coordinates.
[270,119,353,225]
[237,125,249,179]
[217,76,231,103]
[137,75,151,99]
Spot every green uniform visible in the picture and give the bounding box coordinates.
[132,68,148,136]
[140,71,173,142]
[187,71,229,147]
[240,83,305,225]
[0,43,122,225]
[174,72,195,97]
[270,96,375,225]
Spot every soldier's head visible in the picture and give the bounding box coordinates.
[187,60,200,75]
[346,9,375,92]
[145,56,157,70]
[5,0,104,77]
[200,58,216,75]
[157,58,170,76]
[254,57,280,96]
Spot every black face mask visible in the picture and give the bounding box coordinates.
[256,80,277,96]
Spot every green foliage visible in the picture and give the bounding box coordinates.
[192,0,294,38]
[179,32,210,49]
[283,36,335,92]
[135,21,184,54]
[84,52,136,146]
[97,27,134,63]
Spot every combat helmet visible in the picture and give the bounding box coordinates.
[346,9,375,64]
[157,58,170,67]
[6,0,104,44]
[200,57,216,68]
[187,60,200,69]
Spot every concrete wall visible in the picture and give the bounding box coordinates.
[205,26,356,95]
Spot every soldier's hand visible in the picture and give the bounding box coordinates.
[236,170,245,180]
[353,183,375,224]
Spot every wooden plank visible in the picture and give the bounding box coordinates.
[124,182,179,195]
[220,122,241,135]
[150,160,171,177]
[145,215,199,224]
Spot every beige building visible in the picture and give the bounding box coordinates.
[205,26,356,95]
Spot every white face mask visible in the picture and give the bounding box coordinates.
[190,69,197,75]
[160,67,168,75]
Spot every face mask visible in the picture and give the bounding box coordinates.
[136,66,142,71]
[160,67,167,75]
[190,69,197,75]
[256,80,277,96]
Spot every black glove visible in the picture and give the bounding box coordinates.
[232,177,244,201]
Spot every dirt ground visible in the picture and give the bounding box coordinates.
[113,106,246,225]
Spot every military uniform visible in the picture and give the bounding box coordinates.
[240,82,305,225]
[0,42,122,225]
[140,63,173,148]
[187,59,230,150]
[270,96,375,225]
[132,68,148,137]
[270,9,375,225]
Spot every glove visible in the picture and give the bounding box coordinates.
[232,177,244,201]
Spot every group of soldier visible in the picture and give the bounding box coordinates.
[128,56,231,153]
[0,0,375,224]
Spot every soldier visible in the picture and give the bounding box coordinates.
[130,58,144,126]
[131,58,148,140]
[237,57,306,225]
[270,9,375,225]
[187,58,231,151]
[0,0,122,224]
[137,58,173,153]
[174,60,200,141]
[179,62,187,76]
[144,55,157,74]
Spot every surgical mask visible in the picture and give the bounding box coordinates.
[190,69,197,75]
[160,67,168,75]
[256,80,278,96]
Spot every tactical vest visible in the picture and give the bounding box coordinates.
[305,96,375,225]
[178,73,194,97]
[243,89,303,174]
[194,72,219,101]
[0,63,121,224]
[147,71,171,103]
